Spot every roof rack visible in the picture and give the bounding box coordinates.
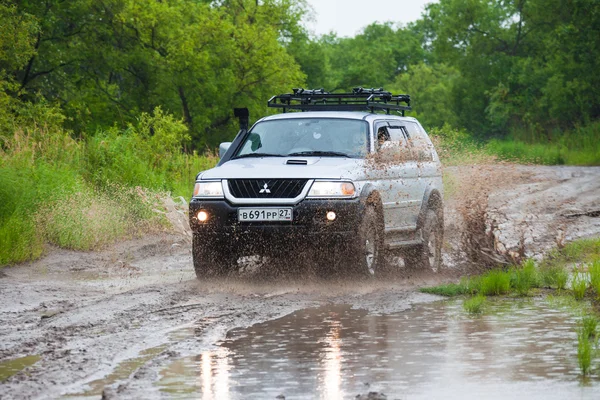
[267,87,411,115]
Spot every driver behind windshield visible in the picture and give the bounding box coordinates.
[235,118,368,158]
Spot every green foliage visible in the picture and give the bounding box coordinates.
[485,122,600,165]
[511,259,540,296]
[479,270,512,296]
[577,328,593,376]
[390,63,460,129]
[6,0,306,148]
[463,294,486,314]
[572,270,588,301]
[581,315,598,340]
[85,107,191,191]
[420,282,470,297]
[591,260,600,300]
[540,264,569,291]
[0,110,217,266]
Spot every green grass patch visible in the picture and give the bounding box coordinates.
[577,329,593,376]
[511,258,539,296]
[485,122,600,166]
[479,270,512,296]
[590,260,600,300]
[463,294,486,314]
[571,269,589,301]
[539,264,569,290]
[420,282,471,297]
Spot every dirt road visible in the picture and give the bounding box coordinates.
[1,165,599,399]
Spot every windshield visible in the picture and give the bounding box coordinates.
[234,118,369,159]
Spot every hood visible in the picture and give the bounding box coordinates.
[200,157,366,180]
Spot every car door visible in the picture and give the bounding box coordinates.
[367,120,421,233]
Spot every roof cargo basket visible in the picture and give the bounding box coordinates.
[268,87,411,115]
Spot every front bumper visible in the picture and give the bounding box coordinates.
[189,198,364,252]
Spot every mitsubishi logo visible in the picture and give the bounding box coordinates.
[259,183,271,194]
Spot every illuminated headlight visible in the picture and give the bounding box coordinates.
[307,181,356,198]
[193,181,224,198]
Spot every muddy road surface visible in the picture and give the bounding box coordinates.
[1,165,599,399]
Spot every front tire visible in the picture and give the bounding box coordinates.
[353,206,385,277]
[404,209,443,272]
[192,234,237,279]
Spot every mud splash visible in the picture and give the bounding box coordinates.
[157,299,598,399]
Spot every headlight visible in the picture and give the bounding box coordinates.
[307,181,356,198]
[193,181,224,198]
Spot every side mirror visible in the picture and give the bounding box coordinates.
[219,142,232,159]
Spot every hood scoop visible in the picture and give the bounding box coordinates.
[286,159,308,165]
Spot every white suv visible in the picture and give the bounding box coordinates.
[189,88,443,278]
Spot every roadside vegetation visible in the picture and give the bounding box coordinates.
[421,238,600,376]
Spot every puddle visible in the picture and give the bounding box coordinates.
[70,345,167,397]
[0,355,41,382]
[157,298,599,399]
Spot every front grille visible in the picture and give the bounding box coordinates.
[228,179,308,198]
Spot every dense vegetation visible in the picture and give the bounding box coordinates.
[1,0,599,264]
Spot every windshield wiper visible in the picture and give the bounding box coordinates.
[287,150,350,158]
[232,153,286,159]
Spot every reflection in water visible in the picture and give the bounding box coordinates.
[157,299,599,399]
[321,317,342,400]
[161,348,230,399]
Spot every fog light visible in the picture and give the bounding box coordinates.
[197,210,208,222]
[326,211,336,221]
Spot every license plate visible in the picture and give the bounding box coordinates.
[238,208,293,222]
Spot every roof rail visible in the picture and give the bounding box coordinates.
[268,87,411,115]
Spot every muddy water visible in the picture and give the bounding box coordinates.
[157,299,599,399]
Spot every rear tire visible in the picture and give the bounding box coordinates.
[404,209,442,272]
[192,234,237,279]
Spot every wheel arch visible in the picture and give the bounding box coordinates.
[416,186,444,230]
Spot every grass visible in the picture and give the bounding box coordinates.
[479,270,512,296]
[511,259,539,296]
[540,264,569,290]
[421,238,600,300]
[0,108,219,266]
[571,269,588,301]
[420,282,471,297]
[589,260,600,299]
[577,329,593,376]
[485,121,600,166]
[581,315,598,340]
[463,294,486,314]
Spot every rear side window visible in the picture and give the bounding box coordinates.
[404,122,435,162]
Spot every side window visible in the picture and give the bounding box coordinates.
[374,122,390,151]
[404,122,434,162]
[375,121,413,163]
